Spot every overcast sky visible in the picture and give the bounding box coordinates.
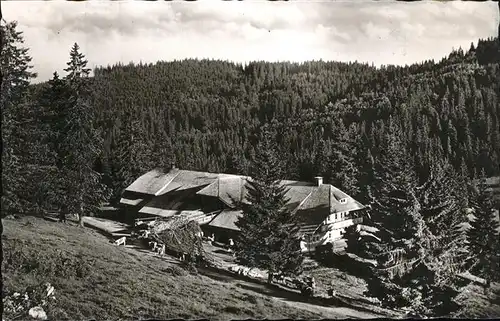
[2,0,499,83]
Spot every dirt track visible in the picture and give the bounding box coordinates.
[197,267,385,319]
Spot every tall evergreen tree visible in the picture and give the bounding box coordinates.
[1,21,37,215]
[31,72,91,215]
[327,120,360,197]
[313,135,328,180]
[108,111,157,204]
[234,127,304,283]
[467,171,500,287]
[412,159,468,316]
[60,43,110,226]
[363,118,428,309]
[39,72,72,168]
[18,72,70,214]
[64,43,91,81]
[356,137,375,204]
[418,159,467,241]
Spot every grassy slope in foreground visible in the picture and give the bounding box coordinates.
[2,217,322,320]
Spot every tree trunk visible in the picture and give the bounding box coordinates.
[78,195,84,227]
[267,271,273,284]
[59,209,66,223]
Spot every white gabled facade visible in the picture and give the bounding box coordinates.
[301,213,364,251]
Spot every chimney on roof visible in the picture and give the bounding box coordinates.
[315,176,323,186]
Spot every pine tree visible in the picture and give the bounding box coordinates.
[234,127,304,282]
[313,136,328,180]
[467,171,500,287]
[418,159,467,240]
[109,111,158,204]
[39,73,73,169]
[64,43,91,82]
[1,21,37,215]
[413,159,468,316]
[356,138,375,204]
[19,72,72,214]
[153,124,173,172]
[328,120,360,197]
[60,43,110,226]
[363,118,428,309]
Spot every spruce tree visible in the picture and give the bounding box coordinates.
[60,43,110,226]
[35,72,84,212]
[413,159,468,316]
[109,111,157,204]
[64,43,91,81]
[356,137,375,204]
[313,136,328,180]
[363,118,428,309]
[1,21,37,215]
[234,127,304,283]
[328,120,360,197]
[467,171,500,287]
[39,72,72,169]
[418,159,467,245]
[19,72,72,214]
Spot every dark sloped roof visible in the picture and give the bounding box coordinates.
[295,205,330,228]
[330,186,365,213]
[125,169,248,197]
[197,176,249,207]
[283,185,315,212]
[218,177,247,206]
[140,187,205,213]
[293,185,365,228]
[197,180,218,197]
[126,169,180,195]
[207,209,242,231]
[158,170,221,195]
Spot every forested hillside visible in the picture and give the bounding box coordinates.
[6,25,500,210]
[69,38,500,204]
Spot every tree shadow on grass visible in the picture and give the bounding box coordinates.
[235,282,348,308]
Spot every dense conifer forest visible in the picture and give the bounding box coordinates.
[9,35,500,208]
